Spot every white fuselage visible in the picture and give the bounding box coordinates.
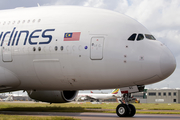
[78,93,119,100]
[0,6,176,92]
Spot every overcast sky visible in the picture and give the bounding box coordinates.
[0,0,179,92]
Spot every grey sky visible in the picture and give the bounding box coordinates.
[0,0,179,90]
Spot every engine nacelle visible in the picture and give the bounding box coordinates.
[27,90,78,103]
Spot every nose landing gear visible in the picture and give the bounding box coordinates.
[116,93,136,117]
[116,85,145,117]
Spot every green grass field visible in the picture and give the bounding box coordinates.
[0,115,80,120]
[0,102,180,114]
[1,102,180,119]
[134,103,179,110]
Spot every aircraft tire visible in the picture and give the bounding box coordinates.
[116,104,129,117]
[128,104,136,117]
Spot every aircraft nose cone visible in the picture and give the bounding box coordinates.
[160,48,176,79]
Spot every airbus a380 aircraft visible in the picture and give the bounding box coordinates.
[0,6,176,117]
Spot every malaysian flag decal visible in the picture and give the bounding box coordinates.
[64,32,81,41]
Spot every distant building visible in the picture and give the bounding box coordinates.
[132,89,147,103]
[0,95,32,101]
[147,89,180,103]
[13,96,32,101]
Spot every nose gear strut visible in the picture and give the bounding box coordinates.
[116,85,144,117]
[116,93,136,117]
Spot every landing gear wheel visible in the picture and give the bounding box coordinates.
[128,104,136,117]
[116,104,129,117]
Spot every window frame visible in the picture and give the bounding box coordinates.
[137,34,144,41]
[145,34,156,40]
[128,33,137,41]
[148,92,156,96]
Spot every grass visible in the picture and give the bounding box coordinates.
[0,102,113,113]
[0,114,79,120]
[0,102,180,115]
[0,103,101,113]
[133,103,180,110]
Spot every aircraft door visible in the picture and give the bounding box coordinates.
[90,37,104,60]
[2,41,12,62]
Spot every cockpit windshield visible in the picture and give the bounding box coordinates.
[128,33,156,41]
[145,34,156,40]
[128,33,137,41]
[137,34,144,41]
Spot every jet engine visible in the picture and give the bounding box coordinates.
[27,90,78,103]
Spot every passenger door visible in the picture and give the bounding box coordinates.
[90,37,104,60]
[2,40,12,62]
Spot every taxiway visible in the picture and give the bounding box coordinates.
[0,111,180,120]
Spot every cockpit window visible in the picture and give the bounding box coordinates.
[137,34,144,41]
[128,33,137,41]
[145,34,156,40]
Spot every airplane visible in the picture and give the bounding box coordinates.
[0,6,176,117]
[0,94,13,101]
[76,89,120,102]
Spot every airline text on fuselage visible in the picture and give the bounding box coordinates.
[0,27,55,46]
